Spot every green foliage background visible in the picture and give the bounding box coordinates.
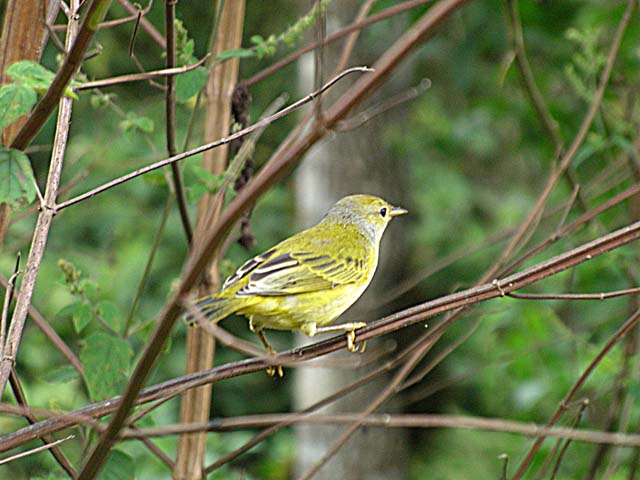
[1,1,640,478]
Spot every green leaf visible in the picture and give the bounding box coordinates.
[97,300,122,331]
[55,302,79,320]
[72,302,93,334]
[97,449,135,480]
[215,48,256,61]
[44,365,79,383]
[80,278,99,302]
[7,60,55,89]
[0,84,37,129]
[120,111,154,134]
[80,332,132,401]
[0,147,37,208]
[175,66,207,103]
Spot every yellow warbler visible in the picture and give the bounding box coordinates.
[192,194,407,375]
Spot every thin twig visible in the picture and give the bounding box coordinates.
[246,0,434,87]
[0,434,74,466]
[51,0,153,31]
[121,413,640,447]
[492,0,635,280]
[10,0,113,150]
[550,399,589,479]
[3,217,640,454]
[513,307,640,478]
[507,287,640,301]
[74,55,209,91]
[55,67,372,212]
[116,0,166,48]
[0,253,20,358]
[73,65,375,480]
[8,370,77,476]
[0,2,81,397]
[164,0,193,244]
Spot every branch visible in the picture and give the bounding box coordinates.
[55,67,371,212]
[10,0,113,150]
[121,413,640,447]
[73,55,209,91]
[73,65,373,480]
[246,0,435,87]
[0,4,81,396]
[2,217,640,455]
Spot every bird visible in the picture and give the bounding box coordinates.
[189,194,407,376]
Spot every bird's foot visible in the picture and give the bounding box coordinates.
[346,322,367,353]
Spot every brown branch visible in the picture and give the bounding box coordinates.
[507,287,640,301]
[120,413,640,447]
[504,0,562,151]
[74,64,371,480]
[491,0,634,278]
[74,55,209,91]
[2,216,640,455]
[52,0,153,31]
[55,67,371,212]
[513,308,640,478]
[246,0,435,87]
[0,434,74,466]
[0,273,83,374]
[117,0,166,48]
[8,370,77,476]
[10,0,113,150]
[0,3,82,396]
[164,0,192,245]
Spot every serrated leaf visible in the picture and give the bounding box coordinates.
[0,84,37,128]
[97,300,122,331]
[44,365,79,383]
[97,450,135,480]
[215,48,256,61]
[175,66,207,103]
[73,302,93,334]
[80,332,132,401]
[7,60,55,88]
[0,147,36,207]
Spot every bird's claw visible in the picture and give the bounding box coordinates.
[266,364,284,378]
[347,323,367,353]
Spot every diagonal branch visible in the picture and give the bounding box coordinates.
[9,0,112,150]
[3,215,640,456]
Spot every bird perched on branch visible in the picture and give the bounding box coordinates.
[189,194,407,376]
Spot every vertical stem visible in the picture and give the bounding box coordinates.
[0,0,80,402]
[174,1,245,478]
[165,0,193,244]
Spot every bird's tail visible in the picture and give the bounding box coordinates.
[185,295,240,325]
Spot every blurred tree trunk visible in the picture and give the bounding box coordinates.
[174,2,245,479]
[0,0,58,252]
[293,3,411,478]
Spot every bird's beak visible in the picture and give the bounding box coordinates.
[390,205,408,217]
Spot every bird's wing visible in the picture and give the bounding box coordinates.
[223,236,370,297]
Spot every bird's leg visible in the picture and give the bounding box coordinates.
[256,329,283,378]
[308,322,367,353]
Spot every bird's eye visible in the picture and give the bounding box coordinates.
[379,207,388,218]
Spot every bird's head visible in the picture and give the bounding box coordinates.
[323,194,408,244]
